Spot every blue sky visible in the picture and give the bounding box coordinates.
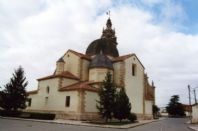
[112,0,198,34]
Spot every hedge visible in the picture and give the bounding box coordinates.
[0,110,55,120]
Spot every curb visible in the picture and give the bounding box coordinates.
[188,126,198,131]
[188,126,197,131]
[0,116,165,129]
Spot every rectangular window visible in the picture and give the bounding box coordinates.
[132,64,137,76]
[28,98,32,107]
[45,97,48,105]
[47,86,50,94]
[65,96,70,107]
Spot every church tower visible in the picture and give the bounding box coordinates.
[85,18,119,57]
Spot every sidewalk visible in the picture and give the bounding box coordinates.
[0,116,165,129]
[188,123,198,131]
[188,125,198,131]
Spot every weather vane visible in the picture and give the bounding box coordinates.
[106,10,110,18]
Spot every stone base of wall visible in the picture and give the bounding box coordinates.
[56,112,101,120]
[136,114,151,120]
[192,118,198,124]
[25,109,153,121]
[143,114,153,120]
[25,109,101,121]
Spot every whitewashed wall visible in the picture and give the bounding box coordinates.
[145,100,153,115]
[84,91,99,112]
[89,68,113,82]
[63,51,80,78]
[61,78,78,87]
[192,105,198,123]
[124,56,144,114]
[27,78,79,112]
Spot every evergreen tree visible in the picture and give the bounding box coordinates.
[152,105,159,118]
[114,88,131,122]
[166,95,185,117]
[0,89,2,108]
[96,72,116,122]
[1,66,28,111]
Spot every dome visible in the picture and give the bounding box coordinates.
[89,53,113,69]
[86,38,119,57]
[85,18,119,57]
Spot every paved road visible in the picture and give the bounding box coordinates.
[130,118,191,131]
[0,118,191,131]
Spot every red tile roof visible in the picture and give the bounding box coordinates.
[59,81,99,92]
[182,104,192,112]
[27,90,38,95]
[112,54,133,62]
[37,71,79,81]
[112,54,145,69]
[68,49,91,60]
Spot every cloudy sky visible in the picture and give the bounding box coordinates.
[1,0,198,107]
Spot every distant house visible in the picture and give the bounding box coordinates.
[182,104,192,117]
[159,107,168,117]
[192,104,198,123]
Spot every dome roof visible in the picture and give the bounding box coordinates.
[89,53,113,69]
[85,18,119,57]
[86,38,119,57]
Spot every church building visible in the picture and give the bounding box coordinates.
[27,18,155,120]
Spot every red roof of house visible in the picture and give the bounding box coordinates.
[27,90,38,95]
[68,49,91,60]
[112,54,133,62]
[37,71,79,81]
[182,104,192,112]
[59,81,99,92]
[112,54,145,69]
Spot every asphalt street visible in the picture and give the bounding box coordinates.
[0,117,191,131]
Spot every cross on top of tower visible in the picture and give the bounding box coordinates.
[106,10,110,18]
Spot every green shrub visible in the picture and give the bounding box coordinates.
[127,113,137,122]
[27,112,55,120]
[0,110,55,120]
[0,110,21,117]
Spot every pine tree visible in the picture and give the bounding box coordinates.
[1,66,28,111]
[166,95,185,117]
[152,105,159,118]
[96,72,116,122]
[0,89,2,108]
[114,88,131,122]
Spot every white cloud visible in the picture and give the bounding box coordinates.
[0,0,197,107]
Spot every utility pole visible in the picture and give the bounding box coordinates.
[188,85,192,106]
[194,89,197,104]
[188,85,192,123]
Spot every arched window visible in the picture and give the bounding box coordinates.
[46,86,50,93]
